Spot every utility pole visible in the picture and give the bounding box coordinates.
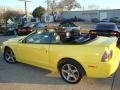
[19,0,31,24]
[47,0,50,26]
[47,0,49,13]
[25,1,27,23]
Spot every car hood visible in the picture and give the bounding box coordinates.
[6,36,26,43]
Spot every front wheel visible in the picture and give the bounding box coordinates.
[4,48,16,64]
[59,60,85,84]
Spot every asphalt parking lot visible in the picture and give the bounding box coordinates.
[0,35,120,90]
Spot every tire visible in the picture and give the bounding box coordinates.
[59,60,85,84]
[4,48,16,64]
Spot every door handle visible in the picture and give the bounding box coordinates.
[39,47,48,53]
[40,48,45,50]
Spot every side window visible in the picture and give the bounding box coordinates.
[61,23,69,27]
[69,23,76,27]
[25,32,51,44]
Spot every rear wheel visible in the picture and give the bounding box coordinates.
[4,48,16,64]
[59,60,85,84]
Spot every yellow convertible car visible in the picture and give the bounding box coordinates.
[1,30,120,84]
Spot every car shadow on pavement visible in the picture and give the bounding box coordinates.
[110,66,120,90]
[0,54,116,87]
[0,55,68,85]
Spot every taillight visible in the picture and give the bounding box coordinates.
[89,30,119,36]
[101,50,113,62]
[60,27,66,32]
[89,31,96,35]
[28,27,33,32]
[110,32,119,36]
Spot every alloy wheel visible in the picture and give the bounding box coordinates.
[61,64,79,83]
[4,49,16,63]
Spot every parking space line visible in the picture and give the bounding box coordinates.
[111,71,117,90]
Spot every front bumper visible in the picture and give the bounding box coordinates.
[0,45,4,54]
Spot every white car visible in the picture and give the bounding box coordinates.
[56,22,81,40]
[58,22,80,32]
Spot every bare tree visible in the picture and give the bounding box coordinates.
[0,7,6,19]
[47,0,81,12]
[45,0,60,21]
[45,0,57,13]
[58,0,81,11]
[2,9,23,24]
[45,0,81,21]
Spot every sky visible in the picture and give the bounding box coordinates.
[0,0,120,12]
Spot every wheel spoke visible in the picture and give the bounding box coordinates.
[11,53,15,58]
[67,64,71,71]
[62,69,69,74]
[71,74,78,81]
[66,74,71,81]
[7,56,11,60]
[6,52,10,56]
[10,57,15,62]
[72,69,79,74]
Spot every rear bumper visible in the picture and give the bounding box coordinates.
[17,31,31,35]
[84,60,119,78]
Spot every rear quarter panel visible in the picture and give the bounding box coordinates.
[49,44,105,72]
[49,37,120,78]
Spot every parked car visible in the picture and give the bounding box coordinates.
[55,21,81,39]
[17,23,35,36]
[91,18,100,23]
[1,24,18,35]
[110,17,120,23]
[1,30,120,84]
[62,18,85,22]
[0,24,3,33]
[100,19,109,22]
[90,22,120,37]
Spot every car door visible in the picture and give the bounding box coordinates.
[16,32,52,66]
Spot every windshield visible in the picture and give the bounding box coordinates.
[60,22,77,27]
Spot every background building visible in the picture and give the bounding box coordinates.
[61,9,120,22]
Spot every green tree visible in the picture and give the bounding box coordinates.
[32,6,46,20]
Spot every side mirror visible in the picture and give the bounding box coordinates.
[18,38,26,43]
[18,39,23,43]
[22,39,26,43]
